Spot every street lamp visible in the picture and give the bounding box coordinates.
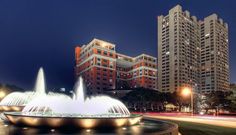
[181,87,193,116]
[0,90,6,99]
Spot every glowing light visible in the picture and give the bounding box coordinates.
[22,127,28,130]
[182,87,191,96]
[205,33,210,37]
[86,129,91,132]
[4,124,8,127]
[51,129,55,132]
[0,91,6,99]
[122,127,127,130]
[200,112,204,115]
[100,42,107,48]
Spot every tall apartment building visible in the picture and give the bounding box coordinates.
[158,5,200,93]
[75,38,157,94]
[200,14,229,93]
[158,5,229,93]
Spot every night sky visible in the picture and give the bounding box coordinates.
[0,0,235,90]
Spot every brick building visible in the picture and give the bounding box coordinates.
[75,38,157,94]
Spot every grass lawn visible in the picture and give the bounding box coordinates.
[163,119,236,135]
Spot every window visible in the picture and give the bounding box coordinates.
[97,49,101,54]
[104,51,107,55]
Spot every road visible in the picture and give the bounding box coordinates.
[144,113,236,128]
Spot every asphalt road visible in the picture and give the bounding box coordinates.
[144,113,236,128]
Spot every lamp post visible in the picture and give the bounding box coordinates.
[182,87,193,116]
[191,91,193,116]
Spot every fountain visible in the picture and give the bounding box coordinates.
[1,68,179,134]
[4,74,142,128]
[21,77,130,117]
[0,68,70,112]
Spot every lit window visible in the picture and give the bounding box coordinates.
[205,33,210,37]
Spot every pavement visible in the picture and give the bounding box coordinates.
[143,113,236,128]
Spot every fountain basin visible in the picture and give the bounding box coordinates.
[0,106,24,112]
[4,112,142,128]
[1,118,179,135]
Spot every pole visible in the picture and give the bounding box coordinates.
[191,91,193,116]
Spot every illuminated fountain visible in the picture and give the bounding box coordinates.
[0,68,69,112]
[2,68,179,134]
[22,77,130,117]
[4,76,142,128]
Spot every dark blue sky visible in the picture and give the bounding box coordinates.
[0,0,235,90]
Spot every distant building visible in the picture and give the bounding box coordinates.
[75,38,157,94]
[157,5,229,93]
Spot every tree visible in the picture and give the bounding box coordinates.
[227,84,236,112]
[227,92,236,112]
[200,91,230,114]
[122,87,163,102]
[121,87,168,112]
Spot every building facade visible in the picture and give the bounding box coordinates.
[116,53,157,90]
[200,14,229,93]
[158,5,229,93]
[158,5,200,93]
[75,38,157,93]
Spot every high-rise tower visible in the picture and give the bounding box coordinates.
[158,5,230,93]
[200,14,229,93]
[158,5,200,92]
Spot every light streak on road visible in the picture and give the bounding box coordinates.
[145,114,236,128]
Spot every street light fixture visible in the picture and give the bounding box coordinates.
[181,87,193,116]
[0,90,6,99]
[182,87,191,96]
